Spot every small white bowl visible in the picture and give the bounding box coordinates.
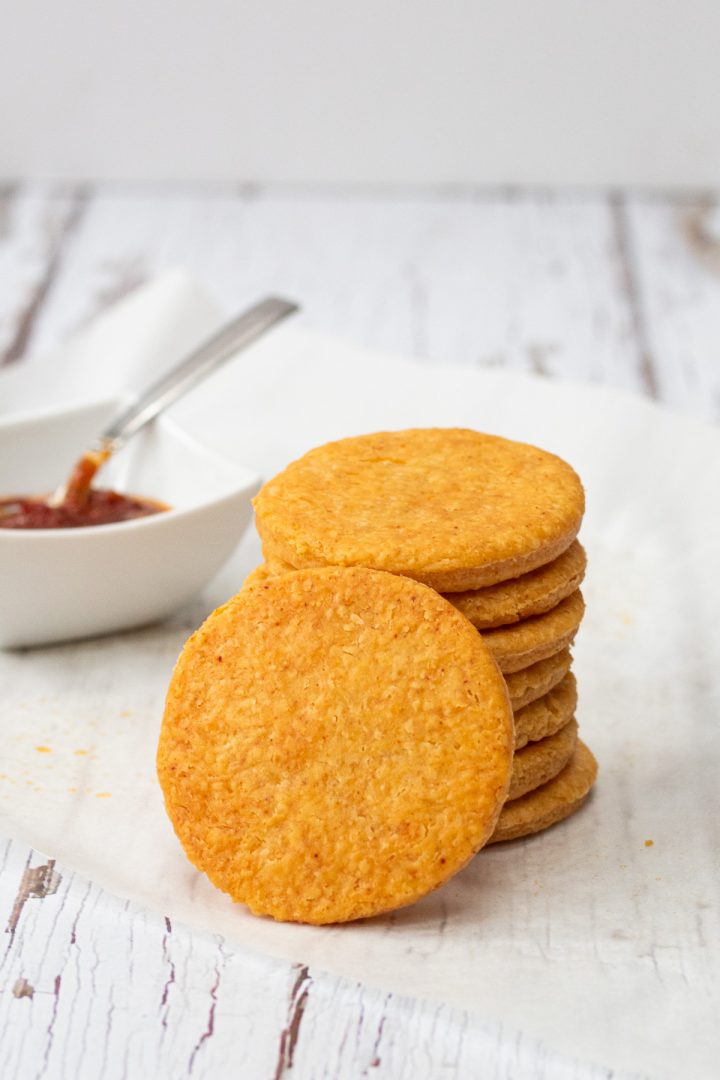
[0,399,260,648]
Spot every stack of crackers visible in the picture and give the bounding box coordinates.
[158,428,597,924]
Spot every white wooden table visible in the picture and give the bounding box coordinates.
[1,185,718,1080]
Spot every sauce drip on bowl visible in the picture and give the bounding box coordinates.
[62,445,112,506]
[0,491,167,529]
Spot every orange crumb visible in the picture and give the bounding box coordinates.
[644,839,654,847]
[34,746,52,753]
[74,749,89,756]
[67,787,78,794]
[95,792,112,798]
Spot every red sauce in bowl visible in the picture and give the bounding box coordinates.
[0,491,167,530]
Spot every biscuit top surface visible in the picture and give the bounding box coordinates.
[157,566,513,924]
[253,428,584,584]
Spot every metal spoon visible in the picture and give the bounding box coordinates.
[48,295,298,507]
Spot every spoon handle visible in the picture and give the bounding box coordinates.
[101,296,298,451]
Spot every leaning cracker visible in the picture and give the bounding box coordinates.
[158,567,513,925]
[481,591,585,674]
[255,429,585,592]
[265,555,300,576]
[243,564,273,589]
[513,673,577,750]
[449,542,586,629]
[489,740,597,844]
[507,718,578,800]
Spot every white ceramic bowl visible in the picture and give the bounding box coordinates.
[0,399,260,648]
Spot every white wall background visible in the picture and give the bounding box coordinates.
[2,0,720,186]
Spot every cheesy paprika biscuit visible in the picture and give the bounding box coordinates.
[505,648,573,711]
[242,564,272,589]
[481,591,584,674]
[158,567,513,925]
[489,740,597,844]
[449,542,586,630]
[513,673,577,750]
[254,429,584,592]
[265,554,302,576]
[507,719,578,801]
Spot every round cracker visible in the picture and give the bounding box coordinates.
[449,542,586,630]
[265,555,303,576]
[158,567,513,925]
[489,740,597,844]
[508,718,578,800]
[505,648,573,711]
[243,563,273,589]
[513,673,577,750]
[254,429,584,592]
[481,591,584,674]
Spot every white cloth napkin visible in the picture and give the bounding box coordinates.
[1,273,718,1080]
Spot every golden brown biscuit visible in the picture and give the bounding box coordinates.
[449,542,586,630]
[488,740,597,844]
[507,718,578,800]
[513,673,577,750]
[265,555,300,576]
[481,591,584,674]
[254,429,585,592]
[505,649,573,711]
[263,557,297,574]
[242,564,272,589]
[158,567,514,925]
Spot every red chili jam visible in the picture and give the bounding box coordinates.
[0,491,167,530]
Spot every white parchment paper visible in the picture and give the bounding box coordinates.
[1,275,719,1079]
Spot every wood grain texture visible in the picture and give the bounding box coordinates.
[6,187,646,391]
[0,185,88,366]
[2,182,713,1079]
[624,195,720,422]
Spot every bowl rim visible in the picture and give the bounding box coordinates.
[0,397,260,541]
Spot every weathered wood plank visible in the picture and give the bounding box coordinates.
[0,184,89,366]
[0,841,292,1079]
[25,188,646,398]
[622,194,720,422]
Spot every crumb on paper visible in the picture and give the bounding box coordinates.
[67,787,77,794]
[95,792,112,798]
[74,749,89,756]
[34,746,52,753]
[644,839,654,847]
